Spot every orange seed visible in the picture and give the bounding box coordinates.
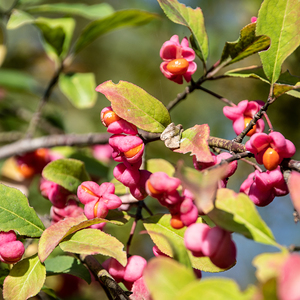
[170,215,184,229]
[124,144,143,158]
[262,147,280,171]
[244,117,257,136]
[166,58,189,75]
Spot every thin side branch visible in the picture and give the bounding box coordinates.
[196,86,235,107]
[233,96,274,143]
[25,64,64,139]
[0,132,111,159]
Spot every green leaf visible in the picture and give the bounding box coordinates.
[146,158,175,177]
[7,9,34,29]
[60,228,127,266]
[26,3,114,20]
[18,0,43,4]
[0,24,6,66]
[220,22,270,66]
[144,214,226,273]
[173,124,213,162]
[59,73,97,109]
[225,67,300,98]
[224,66,270,84]
[34,17,75,63]
[273,71,300,97]
[144,217,192,269]
[41,287,61,300]
[286,89,300,98]
[45,255,91,284]
[173,278,255,300]
[3,254,46,300]
[157,0,208,64]
[96,80,171,133]
[273,83,300,98]
[0,268,10,287]
[42,158,90,194]
[0,184,45,237]
[253,251,289,283]
[207,188,278,247]
[74,9,158,54]
[110,177,129,195]
[261,277,278,300]
[0,69,40,92]
[69,152,109,178]
[144,257,196,300]
[38,214,128,262]
[256,0,300,84]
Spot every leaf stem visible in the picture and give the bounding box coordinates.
[196,86,236,107]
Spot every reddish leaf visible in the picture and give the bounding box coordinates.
[130,276,152,300]
[96,80,171,133]
[288,171,300,214]
[176,163,227,214]
[174,124,213,162]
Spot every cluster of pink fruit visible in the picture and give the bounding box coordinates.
[95,105,238,275]
[223,100,296,206]
[159,35,296,207]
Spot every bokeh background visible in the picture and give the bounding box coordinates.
[1,0,300,298]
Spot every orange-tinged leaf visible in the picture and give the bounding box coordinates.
[60,228,127,266]
[38,213,128,262]
[253,251,289,283]
[174,124,213,162]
